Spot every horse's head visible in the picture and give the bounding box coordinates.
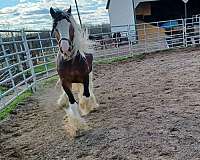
[50,6,75,59]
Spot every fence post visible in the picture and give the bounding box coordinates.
[183,18,187,47]
[128,24,131,54]
[21,29,36,92]
[37,32,48,77]
[199,17,200,44]
[144,23,147,52]
[49,31,57,59]
[157,22,161,49]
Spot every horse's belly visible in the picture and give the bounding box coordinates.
[59,70,90,83]
[72,83,83,92]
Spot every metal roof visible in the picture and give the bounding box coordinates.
[106,0,159,9]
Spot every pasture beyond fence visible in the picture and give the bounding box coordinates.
[1,16,200,109]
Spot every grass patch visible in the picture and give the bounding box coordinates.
[0,86,8,94]
[0,76,58,121]
[94,53,145,64]
[0,90,33,121]
[34,63,56,73]
[40,75,59,87]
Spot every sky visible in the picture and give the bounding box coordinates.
[0,0,109,30]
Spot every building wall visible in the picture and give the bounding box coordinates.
[108,0,135,33]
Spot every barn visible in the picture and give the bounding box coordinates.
[137,0,200,22]
[106,0,200,46]
[106,0,158,40]
[107,0,200,25]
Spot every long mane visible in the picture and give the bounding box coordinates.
[68,14,91,57]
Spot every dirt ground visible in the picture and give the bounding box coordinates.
[1,48,200,160]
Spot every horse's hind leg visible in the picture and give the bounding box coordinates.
[62,82,88,135]
[88,72,99,109]
[79,72,99,116]
[57,88,69,109]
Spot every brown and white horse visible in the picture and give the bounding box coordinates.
[50,7,98,137]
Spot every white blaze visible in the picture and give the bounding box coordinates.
[57,19,71,53]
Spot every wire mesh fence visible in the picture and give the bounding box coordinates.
[1,16,200,109]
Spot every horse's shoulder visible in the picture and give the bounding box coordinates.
[85,53,93,62]
[81,53,93,72]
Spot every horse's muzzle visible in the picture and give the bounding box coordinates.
[59,38,72,49]
[60,47,70,53]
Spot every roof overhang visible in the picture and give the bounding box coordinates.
[106,0,159,9]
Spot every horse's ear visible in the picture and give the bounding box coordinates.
[50,7,56,18]
[67,6,71,14]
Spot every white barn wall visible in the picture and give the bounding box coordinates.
[108,0,135,27]
[108,0,136,39]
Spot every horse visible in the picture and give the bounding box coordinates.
[50,6,99,137]
[113,32,122,47]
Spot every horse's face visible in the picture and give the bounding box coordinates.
[50,7,74,59]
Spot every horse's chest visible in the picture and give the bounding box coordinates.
[57,53,93,83]
[58,67,89,83]
[68,68,87,77]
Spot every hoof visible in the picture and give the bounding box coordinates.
[63,116,90,138]
[63,103,89,138]
[79,96,95,116]
[94,103,99,109]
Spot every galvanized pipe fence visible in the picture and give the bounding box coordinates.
[89,16,200,59]
[0,29,58,109]
[1,16,200,109]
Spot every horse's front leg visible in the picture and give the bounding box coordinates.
[79,73,99,115]
[62,82,88,133]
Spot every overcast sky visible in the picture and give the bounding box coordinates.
[0,0,109,29]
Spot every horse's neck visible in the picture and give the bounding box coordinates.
[57,51,85,63]
[71,51,90,71]
[74,51,86,63]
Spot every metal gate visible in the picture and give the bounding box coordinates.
[88,16,200,59]
[0,30,58,109]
